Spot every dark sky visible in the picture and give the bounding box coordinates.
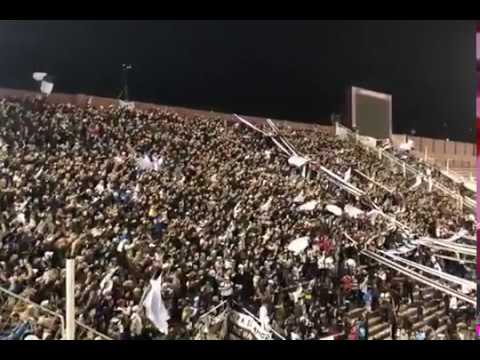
[0,20,475,142]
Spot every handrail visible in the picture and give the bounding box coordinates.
[74,320,112,340]
[0,285,66,339]
[361,249,475,305]
[0,285,112,340]
[336,123,475,211]
[198,300,228,320]
[380,251,475,287]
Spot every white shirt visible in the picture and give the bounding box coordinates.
[345,258,356,270]
[325,257,335,271]
[259,305,270,330]
[317,254,326,269]
[291,332,301,340]
[130,313,143,336]
[449,296,457,310]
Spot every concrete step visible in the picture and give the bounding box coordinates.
[371,326,391,340]
[412,309,445,331]
[413,290,435,303]
[435,324,448,339]
[367,315,383,328]
[424,304,441,318]
[369,322,390,336]
[400,301,438,321]
[348,307,365,319]
[398,306,418,319]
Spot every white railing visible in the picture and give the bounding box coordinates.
[0,285,112,340]
[336,123,475,211]
[361,249,475,305]
[0,285,66,339]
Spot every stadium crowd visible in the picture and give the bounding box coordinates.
[0,97,475,340]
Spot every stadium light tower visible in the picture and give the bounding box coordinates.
[120,64,133,101]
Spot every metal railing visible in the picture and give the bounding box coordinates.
[336,123,475,211]
[0,285,112,340]
[361,249,475,305]
[0,285,65,339]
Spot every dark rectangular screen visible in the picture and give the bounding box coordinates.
[356,94,390,139]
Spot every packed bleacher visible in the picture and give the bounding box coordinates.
[0,96,475,340]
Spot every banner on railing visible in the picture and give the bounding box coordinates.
[228,310,272,340]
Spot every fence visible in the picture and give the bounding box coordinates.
[0,285,111,340]
[0,285,65,340]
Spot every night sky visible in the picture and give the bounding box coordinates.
[0,20,475,142]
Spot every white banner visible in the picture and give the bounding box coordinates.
[229,311,272,340]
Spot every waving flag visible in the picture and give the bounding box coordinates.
[293,191,305,203]
[325,204,343,216]
[287,236,310,254]
[143,275,170,334]
[32,72,47,81]
[33,72,55,96]
[260,196,273,212]
[398,140,414,152]
[344,204,364,218]
[297,200,318,212]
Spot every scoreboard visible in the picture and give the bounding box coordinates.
[345,86,392,140]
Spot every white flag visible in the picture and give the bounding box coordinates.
[287,236,310,254]
[297,200,317,212]
[137,154,153,170]
[34,167,44,179]
[16,212,26,225]
[344,204,364,218]
[40,81,54,95]
[152,156,163,171]
[344,168,351,182]
[33,72,47,81]
[398,140,414,152]
[233,202,242,219]
[288,155,308,168]
[260,196,273,212]
[325,204,343,216]
[143,275,170,334]
[293,191,305,204]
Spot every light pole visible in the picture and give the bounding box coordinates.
[121,64,133,101]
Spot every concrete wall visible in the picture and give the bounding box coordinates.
[409,135,476,170]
